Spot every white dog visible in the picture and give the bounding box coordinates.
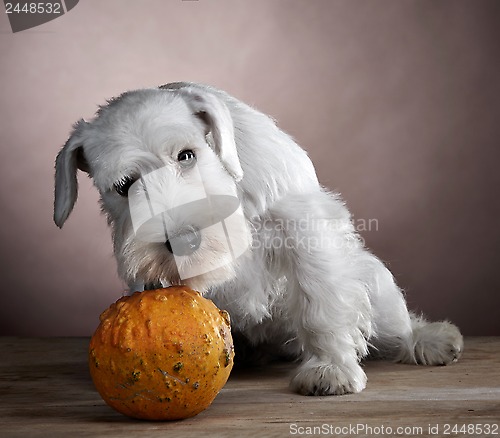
[54,82,463,395]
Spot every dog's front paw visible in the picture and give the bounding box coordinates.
[290,360,367,396]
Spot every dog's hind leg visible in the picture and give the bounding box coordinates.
[366,255,463,366]
[402,313,463,365]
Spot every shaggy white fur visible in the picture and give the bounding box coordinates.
[54,82,463,396]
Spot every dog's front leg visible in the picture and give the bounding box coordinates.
[270,193,373,395]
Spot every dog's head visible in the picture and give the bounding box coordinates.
[54,85,251,292]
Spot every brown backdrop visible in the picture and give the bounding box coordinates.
[0,0,499,336]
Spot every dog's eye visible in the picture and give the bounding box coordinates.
[178,149,196,167]
[114,176,137,197]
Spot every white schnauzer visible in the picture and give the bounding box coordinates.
[54,82,463,395]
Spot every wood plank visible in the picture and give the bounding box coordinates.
[0,337,499,437]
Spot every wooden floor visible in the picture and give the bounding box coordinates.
[0,337,499,438]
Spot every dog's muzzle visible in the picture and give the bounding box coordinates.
[165,225,201,256]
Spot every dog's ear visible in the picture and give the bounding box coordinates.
[54,120,90,228]
[176,87,243,181]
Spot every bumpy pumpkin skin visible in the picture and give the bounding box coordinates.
[89,287,234,420]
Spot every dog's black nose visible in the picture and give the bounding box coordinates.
[165,226,201,256]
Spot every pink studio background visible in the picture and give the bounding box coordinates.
[0,1,499,336]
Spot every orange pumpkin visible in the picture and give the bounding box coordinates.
[89,286,234,420]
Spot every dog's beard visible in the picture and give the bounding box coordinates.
[115,225,250,293]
